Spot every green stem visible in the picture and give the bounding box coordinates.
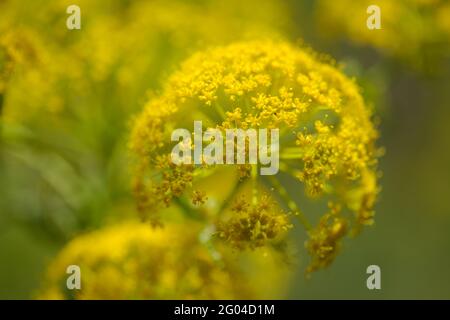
[251,164,258,205]
[174,196,204,221]
[217,178,244,215]
[280,153,304,160]
[268,175,311,231]
[279,161,301,176]
[213,101,227,123]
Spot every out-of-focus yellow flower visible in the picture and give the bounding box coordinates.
[129,40,381,273]
[38,221,290,299]
[0,27,81,119]
[316,0,450,65]
[0,0,291,122]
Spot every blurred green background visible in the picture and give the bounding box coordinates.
[1,0,450,299]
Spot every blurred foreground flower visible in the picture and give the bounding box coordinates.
[38,221,290,299]
[129,40,381,273]
[0,0,291,122]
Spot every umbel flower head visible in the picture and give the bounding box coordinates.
[129,40,380,273]
[39,221,284,299]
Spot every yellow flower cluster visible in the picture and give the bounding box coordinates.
[38,221,289,299]
[129,40,380,272]
[317,0,450,63]
[0,27,81,118]
[217,195,293,249]
[38,222,244,299]
[0,35,15,94]
[305,203,347,274]
[0,0,291,122]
